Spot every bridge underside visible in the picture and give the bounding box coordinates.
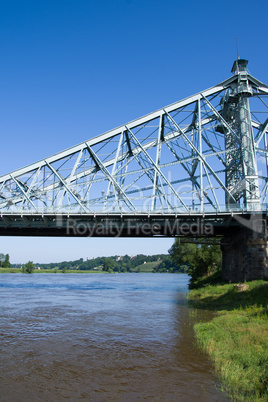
[0,212,263,238]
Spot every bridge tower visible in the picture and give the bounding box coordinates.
[218,59,260,210]
[218,60,267,282]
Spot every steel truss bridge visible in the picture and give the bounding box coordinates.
[0,59,268,241]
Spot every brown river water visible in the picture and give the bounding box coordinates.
[0,273,229,401]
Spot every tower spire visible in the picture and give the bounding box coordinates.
[236,37,240,60]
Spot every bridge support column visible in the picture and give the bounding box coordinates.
[221,216,268,282]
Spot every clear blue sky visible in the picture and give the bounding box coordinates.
[0,0,267,263]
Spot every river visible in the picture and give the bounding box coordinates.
[0,273,228,401]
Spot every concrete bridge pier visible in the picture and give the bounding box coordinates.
[221,215,268,282]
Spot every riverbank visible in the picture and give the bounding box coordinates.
[0,261,162,274]
[188,276,268,401]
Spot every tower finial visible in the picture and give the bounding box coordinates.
[231,59,248,74]
[236,37,240,60]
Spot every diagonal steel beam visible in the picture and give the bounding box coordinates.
[104,131,124,210]
[45,161,89,212]
[85,142,137,212]
[11,176,38,211]
[255,118,268,145]
[201,94,241,143]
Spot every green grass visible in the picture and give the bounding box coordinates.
[0,267,21,273]
[37,269,104,273]
[2,262,161,274]
[188,279,268,401]
[2,261,162,274]
[0,268,104,274]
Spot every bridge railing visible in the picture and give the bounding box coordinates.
[0,203,267,215]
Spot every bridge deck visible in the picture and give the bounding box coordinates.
[0,211,266,239]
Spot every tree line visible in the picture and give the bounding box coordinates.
[12,254,187,273]
[8,238,222,279]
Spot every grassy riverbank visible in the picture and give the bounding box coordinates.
[0,261,162,274]
[188,275,268,401]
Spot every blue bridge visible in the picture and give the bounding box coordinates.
[0,59,268,281]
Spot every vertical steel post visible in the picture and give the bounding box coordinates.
[152,114,163,211]
[198,98,203,211]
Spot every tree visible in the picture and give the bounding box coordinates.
[0,253,5,267]
[103,258,115,272]
[22,261,34,274]
[156,254,187,273]
[3,254,10,268]
[191,243,222,279]
[169,239,222,281]
[78,263,87,270]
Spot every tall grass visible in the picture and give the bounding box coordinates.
[188,280,268,401]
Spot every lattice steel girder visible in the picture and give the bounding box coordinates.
[0,60,268,215]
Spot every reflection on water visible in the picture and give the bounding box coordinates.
[0,274,228,401]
